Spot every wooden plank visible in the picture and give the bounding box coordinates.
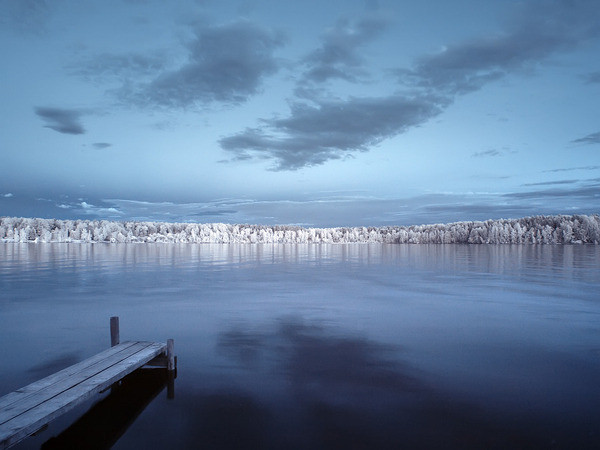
[0,342,154,422]
[0,342,140,411]
[0,342,165,449]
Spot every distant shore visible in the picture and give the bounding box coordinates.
[1,214,599,244]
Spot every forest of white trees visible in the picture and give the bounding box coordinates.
[0,214,599,244]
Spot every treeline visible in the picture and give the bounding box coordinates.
[0,214,599,244]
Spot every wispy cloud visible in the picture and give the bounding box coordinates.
[2,193,14,198]
[34,107,86,135]
[571,131,600,145]
[298,15,389,86]
[0,0,52,34]
[68,52,167,84]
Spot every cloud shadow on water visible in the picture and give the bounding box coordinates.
[182,317,600,449]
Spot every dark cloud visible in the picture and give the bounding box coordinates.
[299,16,388,85]
[92,142,112,149]
[522,179,578,186]
[571,131,600,145]
[125,20,285,108]
[220,95,444,170]
[398,0,600,95]
[34,107,86,135]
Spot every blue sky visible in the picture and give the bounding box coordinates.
[1,0,599,226]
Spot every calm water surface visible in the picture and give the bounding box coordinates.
[1,243,599,449]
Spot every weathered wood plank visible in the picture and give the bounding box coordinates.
[0,342,165,449]
[0,342,140,411]
[0,342,155,423]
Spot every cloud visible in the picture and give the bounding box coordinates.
[522,179,578,186]
[0,0,52,34]
[543,165,600,173]
[124,20,285,108]
[2,193,13,198]
[505,182,600,200]
[78,201,122,216]
[472,149,502,158]
[92,142,112,149]
[69,52,166,83]
[571,131,600,145]
[220,94,444,170]
[583,71,600,83]
[223,1,600,171]
[298,15,388,85]
[34,107,86,135]
[219,319,418,394]
[398,0,600,95]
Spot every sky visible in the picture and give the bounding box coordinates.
[1,0,599,227]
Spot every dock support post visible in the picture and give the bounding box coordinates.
[167,371,175,400]
[167,339,175,371]
[110,316,120,347]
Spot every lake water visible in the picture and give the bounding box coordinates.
[1,243,599,449]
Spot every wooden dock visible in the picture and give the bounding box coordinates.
[0,317,175,449]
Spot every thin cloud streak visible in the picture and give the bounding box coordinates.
[92,143,112,149]
[522,179,578,186]
[472,149,502,158]
[543,165,600,173]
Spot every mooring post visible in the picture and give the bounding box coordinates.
[110,316,120,347]
[167,339,175,371]
[167,371,175,400]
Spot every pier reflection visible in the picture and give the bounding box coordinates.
[41,368,175,449]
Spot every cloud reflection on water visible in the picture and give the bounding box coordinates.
[208,317,599,449]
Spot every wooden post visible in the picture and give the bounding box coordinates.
[167,339,175,371]
[110,317,120,347]
[167,371,175,400]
